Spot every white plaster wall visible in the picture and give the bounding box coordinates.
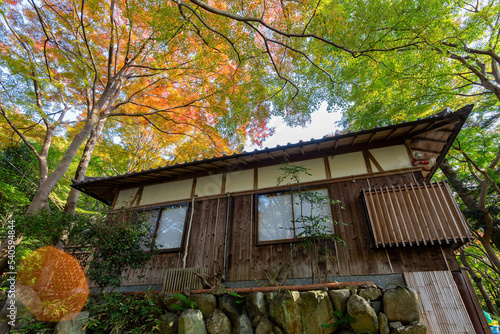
[225,169,254,193]
[258,165,283,189]
[195,174,223,197]
[258,158,327,188]
[369,145,411,171]
[329,152,367,178]
[140,179,193,206]
[300,158,327,182]
[123,145,414,206]
[114,187,139,209]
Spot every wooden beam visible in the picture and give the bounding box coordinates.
[252,154,261,162]
[368,132,377,144]
[324,156,332,179]
[409,119,458,137]
[351,135,358,147]
[367,150,384,172]
[385,128,398,141]
[362,150,374,174]
[236,158,248,165]
[412,137,448,144]
[191,178,197,198]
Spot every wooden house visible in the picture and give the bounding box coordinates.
[73,105,489,332]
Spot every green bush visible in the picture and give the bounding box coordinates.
[73,210,155,290]
[10,317,55,333]
[84,293,162,333]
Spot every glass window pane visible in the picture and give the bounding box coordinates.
[258,192,293,241]
[156,204,188,249]
[293,189,333,236]
[141,210,159,250]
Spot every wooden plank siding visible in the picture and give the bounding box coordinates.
[363,182,470,248]
[118,171,462,287]
[183,197,227,273]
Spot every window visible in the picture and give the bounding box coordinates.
[146,203,189,251]
[257,188,334,243]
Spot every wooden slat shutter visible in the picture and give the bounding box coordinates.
[362,182,470,248]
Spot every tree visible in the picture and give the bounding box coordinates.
[320,0,500,312]
[3,1,498,289]
[1,0,263,214]
[325,0,500,128]
[0,0,264,271]
[0,145,39,217]
[2,0,446,215]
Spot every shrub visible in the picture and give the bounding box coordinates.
[74,210,155,290]
[84,293,162,333]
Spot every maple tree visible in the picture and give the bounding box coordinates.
[0,0,263,215]
[1,0,428,215]
[0,0,274,270]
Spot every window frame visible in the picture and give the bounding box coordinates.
[255,186,335,246]
[139,202,190,253]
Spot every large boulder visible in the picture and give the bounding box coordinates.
[378,312,390,334]
[178,309,207,334]
[54,312,89,334]
[159,312,179,334]
[273,326,285,334]
[267,291,302,334]
[383,287,420,323]
[359,287,382,301]
[189,294,217,319]
[206,309,232,334]
[346,294,378,333]
[300,290,336,334]
[389,322,404,330]
[328,289,350,313]
[145,292,163,309]
[161,293,187,312]
[246,292,268,320]
[391,323,427,334]
[255,316,274,334]
[234,314,253,334]
[220,294,244,325]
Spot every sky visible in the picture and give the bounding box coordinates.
[244,102,343,152]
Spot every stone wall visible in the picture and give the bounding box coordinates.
[3,283,427,333]
[150,283,426,334]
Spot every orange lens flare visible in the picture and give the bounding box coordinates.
[17,246,88,322]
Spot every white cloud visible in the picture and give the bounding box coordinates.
[244,102,342,151]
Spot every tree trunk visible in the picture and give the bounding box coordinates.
[26,115,99,214]
[0,236,23,275]
[439,159,477,210]
[64,117,107,214]
[440,158,500,273]
[0,114,99,274]
[479,237,500,275]
[460,250,499,315]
